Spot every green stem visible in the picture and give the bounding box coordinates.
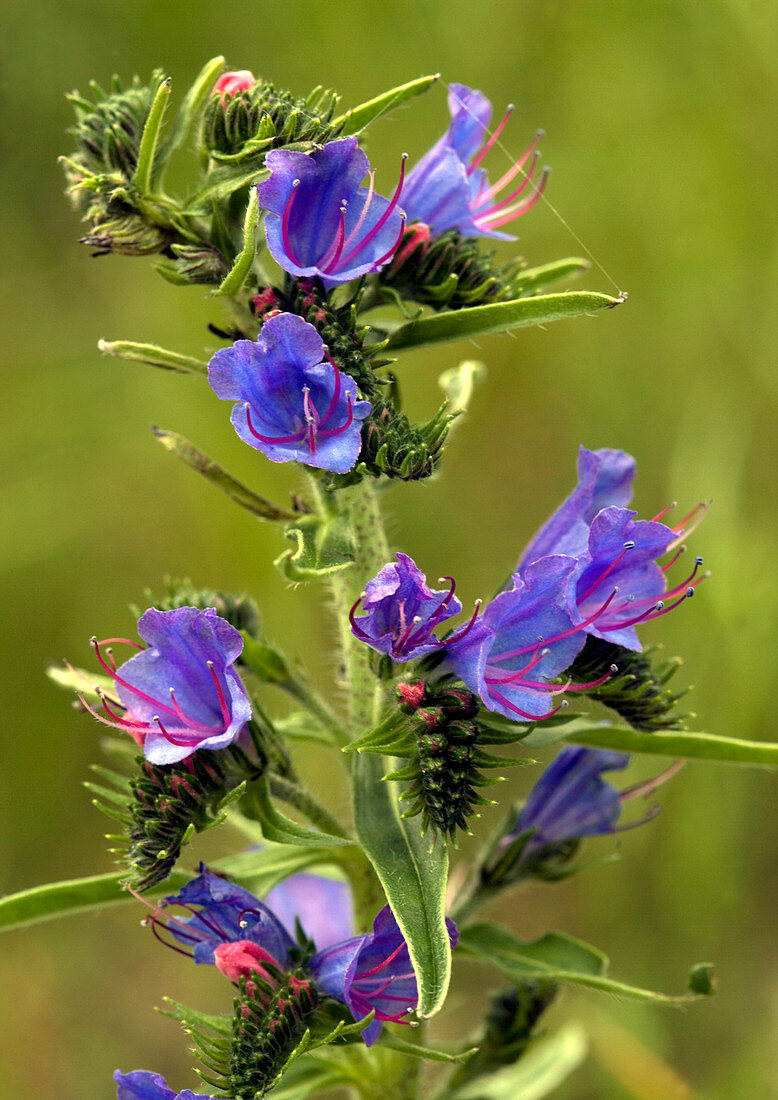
[281,673,350,749]
[267,773,351,839]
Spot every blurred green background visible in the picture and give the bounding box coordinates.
[1,0,776,1096]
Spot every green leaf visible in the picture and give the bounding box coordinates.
[240,634,290,683]
[458,924,709,1006]
[214,186,260,295]
[274,511,356,582]
[152,427,298,521]
[563,724,778,766]
[0,843,342,934]
[334,74,439,135]
[379,1033,477,1063]
[0,870,189,932]
[134,77,171,193]
[449,1023,588,1100]
[98,339,208,375]
[353,753,451,1018]
[46,663,113,704]
[163,56,226,160]
[386,292,625,350]
[510,257,591,295]
[247,775,353,848]
[185,165,269,212]
[438,359,486,417]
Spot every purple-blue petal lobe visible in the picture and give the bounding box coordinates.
[165,865,295,967]
[208,312,370,474]
[264,873,354,949]
[447,556,585,721]
[114,1070,214,1100]
[519,446,636,570]
[512,747,630,857]
[114,607,251,766]
[257,138,405,285]
[351,553,464,661]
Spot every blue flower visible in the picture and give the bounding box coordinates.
[256,137,406,285]
[511,747,630,859]
[114,1070,213,1100]
[151,866,457,1047]
[349,553,479,661]
[518,446,706,652]
[208,312,371,474]
[82,607,251,766]
[402,83,548,239]
[446,557,586,721]
[519,446,636,570]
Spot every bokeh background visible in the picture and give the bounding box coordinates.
[2,1,776,1096]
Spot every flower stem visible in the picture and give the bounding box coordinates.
[267,773,351,839]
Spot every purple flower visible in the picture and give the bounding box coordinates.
[512,747,630,860]
[349,553,479,661]
[256,137,406,285]
[309,904,459,1047]
[518,446,707,652]
[519,447,636,570]
[402,83,548,239]
[149,865,455,1046]
[208,312,370,474]
[114,1070,213,1100]
[82,607,251,765]
[446,557,587,722]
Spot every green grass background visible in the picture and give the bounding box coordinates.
[1,1,776,1096]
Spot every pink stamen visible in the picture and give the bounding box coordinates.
[471,130,544,209]
[371,213,408,268]
[320,203,348,274]
[661,545,687,573]
[349,595,372,641]
[319,354,343,427]
[153,715,201,749]
[477,168,549,229]
[342,172,375,251]
[473,152,539,220]
[78,692,142,734]
[392,615,423,658]
[91,638,181,721]
[652,502,677,523]
[577,542,634,603]
[169,686,220,734]
[339,154,407,266]
[281,181,304,268]
[467,104,515,176]
[485,644,550,685]
[317,391,354,438]
[620,759,686,803]
[244,404,307,445]
[207,660,232,728]
[94,637,145,651]
[491,589,619,664]
[440,599,483,648]
[97,691,145,728]
[354,940,407,980]
[488,687,566,722]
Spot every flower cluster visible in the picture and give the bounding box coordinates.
[351,446,704,722]
[78,606,252,765]
[144,865,458,1048]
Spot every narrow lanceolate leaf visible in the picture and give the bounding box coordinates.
[98,339,208,375]
[334,74,439,135]
[449,1023,588,1100]
[162,55,226,160]
[510,257,591,295]
[134,77,172,193]
[353,753,451,1018]
[247,775,353,848]
[563,725,778,767]
[214,186,260,295]
[0,870,189,932]
[153,427,298,521]
[386,291,625,350]
[458,925,712,1005]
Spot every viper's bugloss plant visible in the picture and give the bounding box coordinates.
[17,56,753,1100]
